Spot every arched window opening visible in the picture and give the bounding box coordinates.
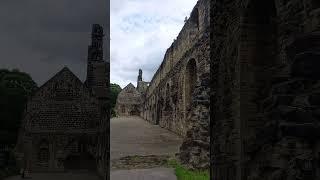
[184,59,197,112]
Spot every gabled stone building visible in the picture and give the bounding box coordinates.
[115,69,149,117]
[14,24,109,178]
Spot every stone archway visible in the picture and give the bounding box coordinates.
[184,59,197,115]
[130,105,140,116]
[63,152,96,171]
[61,137,97,172]
[239,0,278,177]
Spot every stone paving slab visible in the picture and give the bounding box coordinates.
[110,168,177,180]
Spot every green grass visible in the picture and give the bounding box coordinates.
[167,159,209,180]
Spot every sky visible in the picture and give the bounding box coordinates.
[0,0,197,89]
[111,0,198,88]
[0,0,108,87]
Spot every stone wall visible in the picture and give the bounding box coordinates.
[141,0,210,169]
[210,0,320,179]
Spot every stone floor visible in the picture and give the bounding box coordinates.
[110,116,182,180]
[110,116,183,161]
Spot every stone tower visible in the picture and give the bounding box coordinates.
[136,69,149,94]
[137,69,142,86]
[86,24,108,99]
[85,24,109,178]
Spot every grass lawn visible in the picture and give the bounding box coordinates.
[167,158,209,180]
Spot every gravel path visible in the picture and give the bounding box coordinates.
[111,116,183,161]
[110,116,182,180]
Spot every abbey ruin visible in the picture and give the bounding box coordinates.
[142,0,210,170]
[115,0,211,170]
[210,0,320,179]
[14,24,109,179]
[115,0,320,179]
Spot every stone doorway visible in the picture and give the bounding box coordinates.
[63,152,96,171]
[130,105,140,116]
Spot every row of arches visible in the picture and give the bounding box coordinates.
[143,58,198,130]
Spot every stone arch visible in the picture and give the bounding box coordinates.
[184,58,197,114]
[240,0,278,176]
[64,152,96,171]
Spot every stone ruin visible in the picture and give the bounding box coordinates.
[14,24,110,179]
[210,0,320,179]
[115,82,143,117]
[141,0,210,170]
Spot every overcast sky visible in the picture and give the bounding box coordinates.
[111,0,197,88]
[0,0,197,89]
[0,0,108,87]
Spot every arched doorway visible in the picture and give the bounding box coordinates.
[239,0,278,177]
[64,139,96,171]
[184,59,197,114]
[64,152,96,171]
[37,139,49,168]
[130,105,140,116]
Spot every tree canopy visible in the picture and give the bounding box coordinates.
[110,83,122,108]
[0,69,37,143]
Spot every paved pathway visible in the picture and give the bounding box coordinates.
[111,116,183,160]
[111,116,183,180]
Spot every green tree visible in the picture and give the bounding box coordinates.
[110,83,122,117]
[0,69,37,144]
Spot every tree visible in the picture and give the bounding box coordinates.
[0,69,38,144]
[110,83,122,117]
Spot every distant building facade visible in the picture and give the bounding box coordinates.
[115,70,149,117]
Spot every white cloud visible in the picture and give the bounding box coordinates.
[110,0,198,88]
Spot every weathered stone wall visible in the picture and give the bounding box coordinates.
[210,0,320,179]
[141,0,210,170]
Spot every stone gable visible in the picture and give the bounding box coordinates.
[23,67,100,132]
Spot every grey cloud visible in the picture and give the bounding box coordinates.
[0,0,108,86]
